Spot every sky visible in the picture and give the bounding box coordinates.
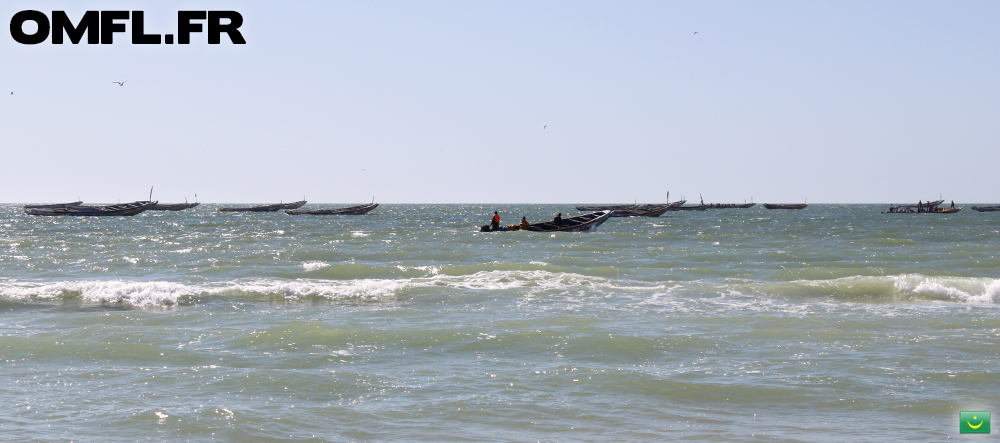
[2,1,998,204]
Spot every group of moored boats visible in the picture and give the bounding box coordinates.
[22,200,379,217]
[483,196,989,233]
[574,199,804,216]
[19,194,995,233]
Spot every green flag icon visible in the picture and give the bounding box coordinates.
[960,411,990,433]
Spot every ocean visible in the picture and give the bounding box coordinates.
[1,203,998,441]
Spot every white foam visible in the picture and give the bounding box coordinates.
[0,280,196,306]
[894,275,1000,304]
[219,278,405,300]
[0,270,633,307]
[3,272,996,308]
[301,261,330,272]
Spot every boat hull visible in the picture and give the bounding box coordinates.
[524,210,613,232]
[972,206,1000,212]
[669,204,709,211]
[280,200,308,210]
[575,204,638,211]
[884,208,961,214]
[24,201,156,216]
[219,204,284,212]
[149,203,200,211]
[23,201,83,209]
[286,203,379,215]
[763,204,808,210]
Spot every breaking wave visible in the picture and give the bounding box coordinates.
[1,272,995,308]
[0,270,639,307]
[752,274,1000,304]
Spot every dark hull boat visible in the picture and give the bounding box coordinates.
[24,201,156,216]
[286,203,379,215]
[219,204,285,212]
[764,204,808,210]
[575,204,639,211]
[708,203,756,209]
[884,200,961,214]
[524,210,613,232]
[23,201,83,209]
[669,204,709,211]
[149,202,200,211]
[885,207,961,214]
[612,204,675,217]
[972,206,1000,212]
[609,200,686,217]
[280,200,308,210]
[884,199,960,214]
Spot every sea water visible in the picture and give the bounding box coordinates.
[1,204,998,442]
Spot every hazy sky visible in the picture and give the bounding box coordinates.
[2,1,998,203]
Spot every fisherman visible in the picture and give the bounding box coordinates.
[491,211,500,231]
[520,217,529,230]
[951,200,955,208]
[553,213,563,226]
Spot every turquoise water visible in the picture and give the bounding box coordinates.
[1,204,998,441]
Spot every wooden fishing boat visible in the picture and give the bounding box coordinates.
[708,203,756,209]
[972,205,1000,212]
[884,200,960,214]
[286,203,379,215]
[280,200,307,210]
[23,201,83,209]
[524,210,613,232]
[149,202,200,211]
[218,203,284,212]
[24,200,157,216]
[575,204,638,211]
[612,204,675,217]
[669,204,709,211]
[763,203,808,210]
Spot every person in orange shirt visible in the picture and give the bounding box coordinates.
[491,211,500,231]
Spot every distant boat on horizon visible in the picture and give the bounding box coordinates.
[24,201,156,216]
[23,201,83,209]
[150,202,200,211]
[763,203,808,210]
[286,203,378,215]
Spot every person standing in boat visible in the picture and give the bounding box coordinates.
[520,217,529,230]
[491,211,500,231]
[553,213,562,227]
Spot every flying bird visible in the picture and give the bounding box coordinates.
[694,32,698,35]
[112,81,126,86]
[543,125,547,129]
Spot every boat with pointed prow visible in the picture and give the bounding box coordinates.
[884,199,960,214]
[24,201,157,216]
[481,210,613,232]
[764,203,808,210]
[286,203,379,215]
[972,205,1000,212]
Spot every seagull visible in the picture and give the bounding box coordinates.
[112,81,126,86]
[543,125,547,129]
[694,32,698,35]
